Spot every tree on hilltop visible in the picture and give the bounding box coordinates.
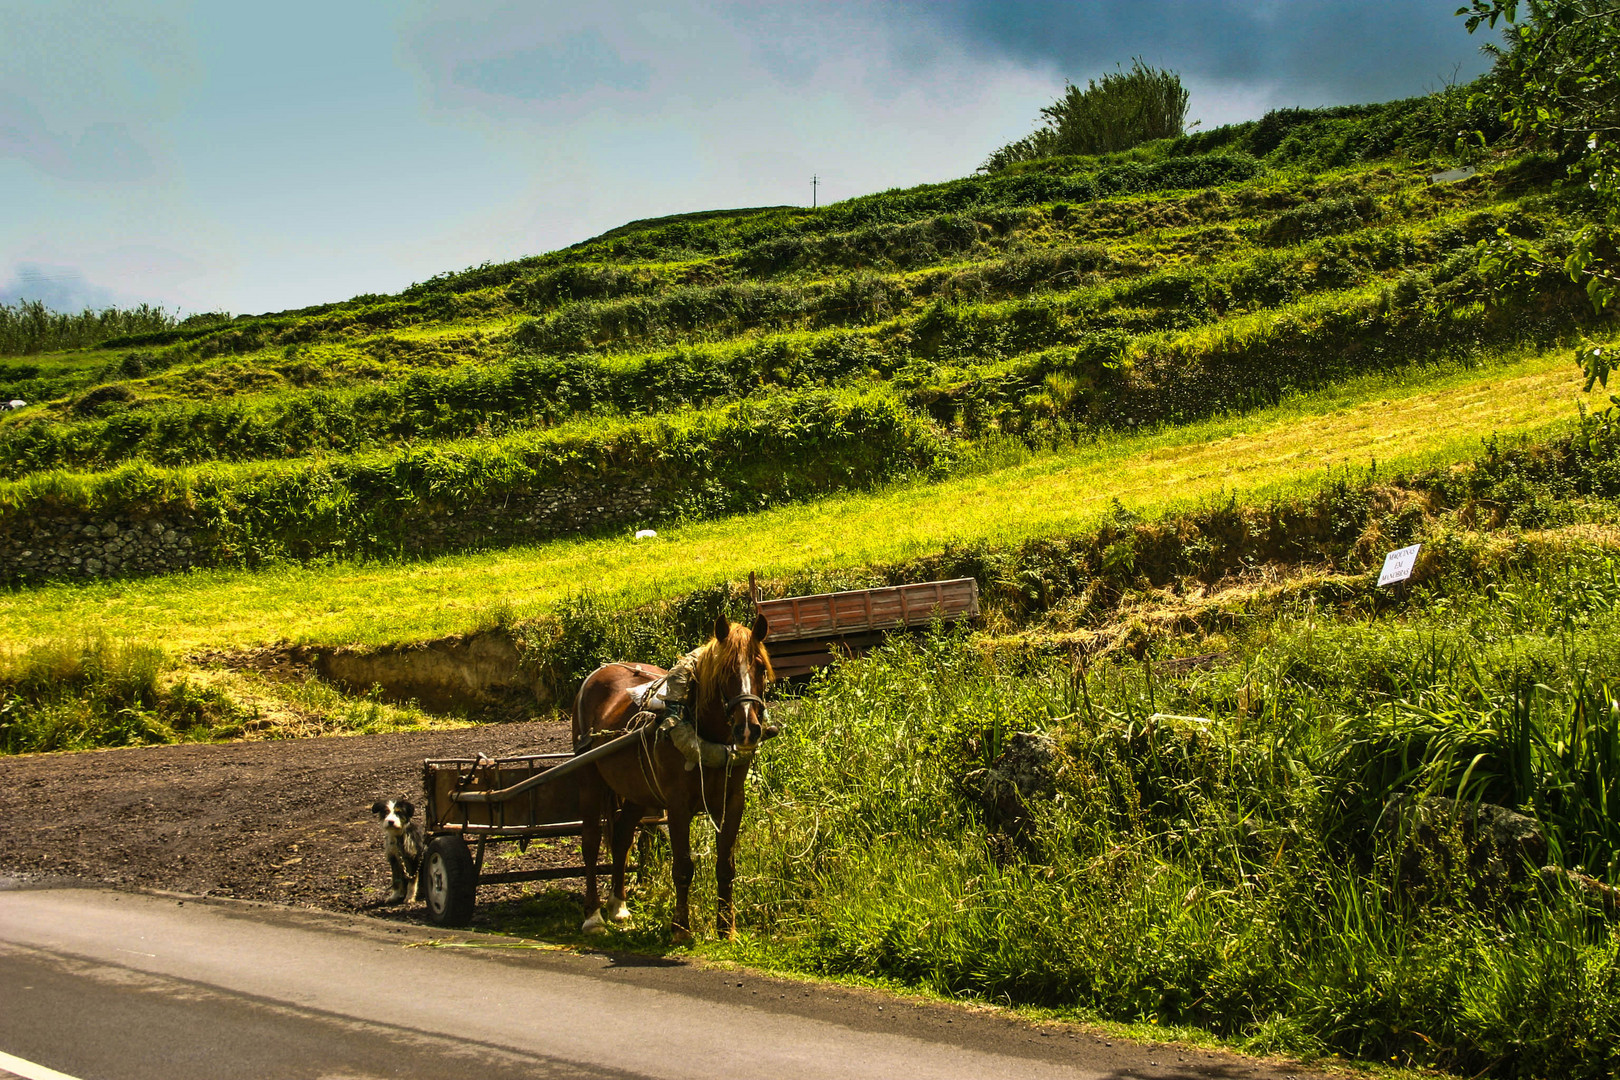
[982,59,1191,172]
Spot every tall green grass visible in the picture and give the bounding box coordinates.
[628,546,1620,1077]
[0,636,240,752]
[0,301,180,357]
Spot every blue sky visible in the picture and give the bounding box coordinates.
[2,1,1495,316]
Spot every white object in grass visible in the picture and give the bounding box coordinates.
[1377,544,1421,586]
[634,529,657,540]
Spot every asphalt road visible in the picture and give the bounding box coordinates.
[0,883,1323,1080]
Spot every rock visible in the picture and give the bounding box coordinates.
[1384,795,1547,891]
[964,732,1060,848]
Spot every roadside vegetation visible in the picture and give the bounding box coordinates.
[711,552,1620,1078]
[0,635,459,754]
[484,415,1620,1079]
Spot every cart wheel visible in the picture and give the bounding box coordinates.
[423,835,477,927]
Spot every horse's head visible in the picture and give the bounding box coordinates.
[692,612,774,749]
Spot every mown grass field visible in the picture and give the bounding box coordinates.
[0,338,1601,651]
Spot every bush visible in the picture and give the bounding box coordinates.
[706,543,1620,1075]
[984,59,1191,171]
[0,301,177,356]
[0,637,239,753]
[0,387,956,568]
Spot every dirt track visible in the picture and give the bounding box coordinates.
[0,723,574,919]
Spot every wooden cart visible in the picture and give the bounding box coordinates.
[417,731,658,926]
[414,576,979,924]
[755,576,981,678]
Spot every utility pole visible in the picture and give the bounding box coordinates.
[811,174,819,209]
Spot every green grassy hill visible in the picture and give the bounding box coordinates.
[0,94,1594,571]
[8,85,1620,1076]
[0,88,1609,648]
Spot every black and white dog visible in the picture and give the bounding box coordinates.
[370,798,424,905]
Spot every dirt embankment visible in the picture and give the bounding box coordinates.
[0,722,573,916]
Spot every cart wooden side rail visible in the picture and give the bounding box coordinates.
[417,729,660,926]
[755,576,980,678]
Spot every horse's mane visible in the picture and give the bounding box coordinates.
[690,621,773,715]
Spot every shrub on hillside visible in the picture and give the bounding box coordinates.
[0,637,241,752]
[0,388,955,569]
[983,59,1191,171]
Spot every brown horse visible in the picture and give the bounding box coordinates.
[572,613,773,938]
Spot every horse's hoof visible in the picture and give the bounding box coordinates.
[670,926,693,945]
[383,891,406,905]
[607,900,632,925]
[582,909,608,935]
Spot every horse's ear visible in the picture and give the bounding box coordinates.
[752,612,769,642]
[712,614,729,641]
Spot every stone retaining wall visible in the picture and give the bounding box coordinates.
[0,479,663,584]
[404,480,661,555]
[2,513,203,582]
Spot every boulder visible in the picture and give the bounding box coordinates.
[964,732,1059,847]
[1384,795,1547,891]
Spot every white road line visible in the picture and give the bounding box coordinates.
[0,1050,85,1080]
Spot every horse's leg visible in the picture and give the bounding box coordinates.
[668,806,695,942]
[606,800,642,924]
[714,780,748,939]
[579,770,607,934]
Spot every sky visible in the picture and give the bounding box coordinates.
[1,1,1497,317]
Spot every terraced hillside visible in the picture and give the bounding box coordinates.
[0,94,1600,587]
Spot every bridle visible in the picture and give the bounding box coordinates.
[722,691,767,747]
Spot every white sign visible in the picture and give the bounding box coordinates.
[1377,543,1421,587]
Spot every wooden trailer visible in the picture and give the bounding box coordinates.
[754,576,981,678]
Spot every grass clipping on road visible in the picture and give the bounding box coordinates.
[0,343,1603,652]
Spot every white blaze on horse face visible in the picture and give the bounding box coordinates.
[737,657,759,738]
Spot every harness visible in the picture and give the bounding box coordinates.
[576,662,766,838]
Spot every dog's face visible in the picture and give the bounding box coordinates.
[370,798,414,834]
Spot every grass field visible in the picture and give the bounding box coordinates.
[1,339,1602,652]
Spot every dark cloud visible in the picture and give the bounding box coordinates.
[0,92,154,181]
[890,1,1496,108]
[449,28,651,101]
[0,264,120,311]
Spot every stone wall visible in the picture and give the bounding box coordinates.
[0,479,663,584]
[1,512,202,583]
[404,480,662,555]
